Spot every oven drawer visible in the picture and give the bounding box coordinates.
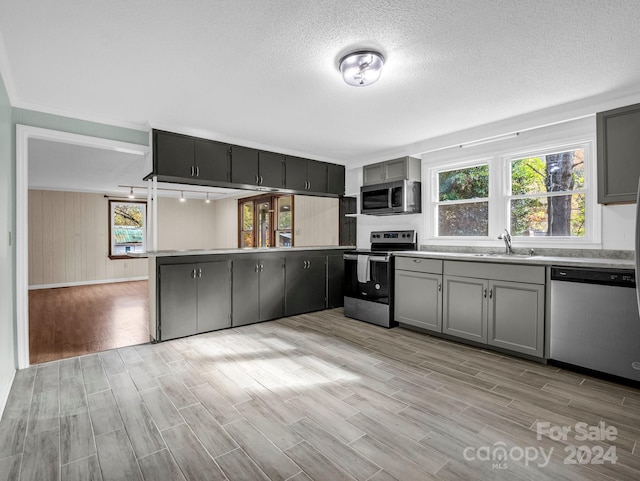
[395,257,443,275]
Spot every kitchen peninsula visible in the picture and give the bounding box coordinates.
[132,246,352,341]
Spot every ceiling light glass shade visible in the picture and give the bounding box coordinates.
[128,187,135,199]
[339,50,384,87]
[205,193,210,204]
[179,191,186,202]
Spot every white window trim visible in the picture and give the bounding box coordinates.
[424,137,601,248]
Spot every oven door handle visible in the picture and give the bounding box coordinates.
[368,255,389,263]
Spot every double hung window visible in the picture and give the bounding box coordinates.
[508,147,586,237]
[430,140,593,244]
[435,164,489,237]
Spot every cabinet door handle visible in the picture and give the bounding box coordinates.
[255,264,259,272]
[196,166,200,177]
[190,165,195,177]
[413,259,422,263]
[255,175,259,184]
[260,175,263,185]
[198,268,202,278]
[489,288,493,299]
[483,288,487,298]
[260,264,264,272]
[438,282,441,292]
[191,268,197,279]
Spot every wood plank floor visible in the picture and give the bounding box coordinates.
[28,281,150,364]
[3,308,640,481]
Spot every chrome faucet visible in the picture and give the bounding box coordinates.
[498,229,513,254]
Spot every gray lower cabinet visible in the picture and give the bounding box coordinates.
[285,256,327,316]
[487,280,544,357]
[394,257,443,333]
[232,257,284,327]
[442,275,487,342]
[327,254,345,308]
[159,261,231,341]
[442,261,545,357]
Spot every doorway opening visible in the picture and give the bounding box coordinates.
[17,125,150,367]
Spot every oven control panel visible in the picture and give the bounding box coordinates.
[370,230,416,244]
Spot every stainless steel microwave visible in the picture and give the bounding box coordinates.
[360,180,421,215]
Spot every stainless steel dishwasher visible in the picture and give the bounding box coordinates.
[550,266,640,382]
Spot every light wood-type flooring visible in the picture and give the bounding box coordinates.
[28,281,150,364]
[2,308,640,481]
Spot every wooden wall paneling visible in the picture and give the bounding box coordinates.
[213,197,238,249]
[51,192,66,284]
[29,190,43,285]
[293,195,339,247]
[41,190,54,284]
[64,191,77,283]
[28,190,149,288]
[95,194,107,281]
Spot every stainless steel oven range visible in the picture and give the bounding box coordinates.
[344,230,417,328]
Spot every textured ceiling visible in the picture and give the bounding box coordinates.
[2,0,640,166]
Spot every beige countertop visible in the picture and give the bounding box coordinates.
[129,245,355,258]
[393,250,635,270]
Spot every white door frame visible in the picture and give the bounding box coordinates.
[16,125,149,368]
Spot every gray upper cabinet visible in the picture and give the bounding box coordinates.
[327,164,346,196]
[152,129,344,197]
[597,103,640,204]
[285,156,328,194]
[231,148,285,189]
[230,145,260,186]
[154,130,230,183]
[394,257,443,333]
[363,156,421,186]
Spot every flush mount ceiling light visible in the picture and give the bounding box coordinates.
[339,50,384,87]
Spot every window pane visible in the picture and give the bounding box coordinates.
[276,230,292,247]
[438,165,489,201]
[242,202,253,231]
[241,232,254,247]
[112,202,145,255]
[511,149,584,195]
[277,196,292,229]
[257,201,271,248]
[438,202,488,236]
[510,194,585,237]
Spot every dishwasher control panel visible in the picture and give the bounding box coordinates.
[551,266,635,288]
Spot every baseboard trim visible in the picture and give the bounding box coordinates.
[29,276,149,290]
[0,368,16,418]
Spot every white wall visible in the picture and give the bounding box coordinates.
[347,117,636,252]
[0,67,15,414]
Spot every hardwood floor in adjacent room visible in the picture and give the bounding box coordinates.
[29,280,150,364]
[3,308,640,481]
